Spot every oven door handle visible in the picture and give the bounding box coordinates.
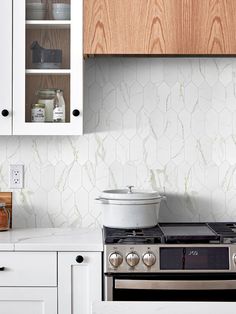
[115,279,236,290]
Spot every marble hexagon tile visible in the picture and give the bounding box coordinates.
[2,58,236,227]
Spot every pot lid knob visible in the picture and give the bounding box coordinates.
[126,185,134,193]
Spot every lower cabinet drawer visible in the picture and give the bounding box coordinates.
[0,252,57,286]
[0,287,57,314]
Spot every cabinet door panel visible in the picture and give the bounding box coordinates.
[183,0,236,54]
[84,0,180,54]
[0,287,57,314]
[13,0,83,135]
[0,0,12,134]
[58,252,102,314]
[84,0,236,55]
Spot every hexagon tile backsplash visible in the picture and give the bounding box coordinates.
[2,57,236,228]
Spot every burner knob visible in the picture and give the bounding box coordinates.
[109,252,123,268]
[126,252,140,267]
[143,252,156,267]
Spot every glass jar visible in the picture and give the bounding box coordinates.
[0,203,10,231]
[36,89,56,122]
[31,103,45,122]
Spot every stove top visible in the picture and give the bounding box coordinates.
[104,222,236,244]
[209,223,236,243]
[104,223,236,273]
[104,225,163,244]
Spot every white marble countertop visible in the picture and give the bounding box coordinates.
[93,302,235,314]
[0,228,103,251]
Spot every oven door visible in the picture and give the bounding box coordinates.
[105,273,236,301]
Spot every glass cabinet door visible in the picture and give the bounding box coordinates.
[0,0,12,135]
[13,0,83,135]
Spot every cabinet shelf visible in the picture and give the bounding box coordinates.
[26,20,71,29]
[26,69,71,75]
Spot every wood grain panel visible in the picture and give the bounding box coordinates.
[84,0,236,55]
[84,0,112,53]
[26,75,70,123]
[84,0,181,54]
[143,0,180,54]
[182,0,236,54]
[0,192,12,228]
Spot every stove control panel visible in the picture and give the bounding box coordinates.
[104,244,236,273]
[105,245,159,273]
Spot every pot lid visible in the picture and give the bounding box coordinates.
[100,186,161,200]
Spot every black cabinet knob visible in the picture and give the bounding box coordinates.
[76,255,84,263]
[1,110,9,117]
[0,267,5,271]
[72,109,80,117]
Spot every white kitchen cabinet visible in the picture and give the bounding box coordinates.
[0,229,103,314]
[58,252,102,314]
[13,0,83,135]
[0,251,57,286]
[0,0,12,135]
[0,287,57,314]
[0,252,57,314]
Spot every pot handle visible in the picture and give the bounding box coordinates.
[95,198,110,204]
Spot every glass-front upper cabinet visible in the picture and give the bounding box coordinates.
[0,0,12,135]
[13,0,83,135]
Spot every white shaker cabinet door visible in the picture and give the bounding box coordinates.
[0,287,57,314]
[58,252,102,314]
[0,0,12,135]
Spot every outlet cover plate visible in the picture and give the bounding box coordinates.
[9,165,24,189]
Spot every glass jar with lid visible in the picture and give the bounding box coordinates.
[0,203,10,231]
[36,89,56,122]
[31,103,45,122]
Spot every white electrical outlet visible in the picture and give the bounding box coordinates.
[9,165,24,189]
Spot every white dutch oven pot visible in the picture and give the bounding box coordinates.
[96,186,165,229]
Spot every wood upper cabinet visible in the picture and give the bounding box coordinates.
[84,0,180,54]
[182,0,236,54]
[84,0,236,55]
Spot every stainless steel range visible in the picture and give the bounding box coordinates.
[104,223,236,301]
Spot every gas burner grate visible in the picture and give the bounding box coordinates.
[209,223,236,243]
[103,225,164,244]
